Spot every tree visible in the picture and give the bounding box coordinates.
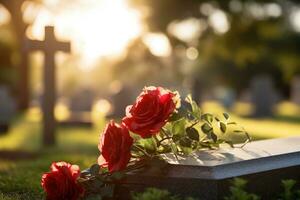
[125,0,300,96]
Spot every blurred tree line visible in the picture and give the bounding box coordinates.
[1,0,300,100]
[0,23,17,91]
[112,0,300,98]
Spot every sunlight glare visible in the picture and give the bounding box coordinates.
[290,8,300,32]
[168,18,206,43]
[186,47,199,60]
[0,5,11,26]
[27,0,143,69]
[142,33,172,57]
[208,10,230,34]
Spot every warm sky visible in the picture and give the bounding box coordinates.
[24,0,144,68]
[0,0,300,71]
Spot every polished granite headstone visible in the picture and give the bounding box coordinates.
[115,137,300,200]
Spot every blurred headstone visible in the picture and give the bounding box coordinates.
[0,86,16,134]
[70,88,94,113]
[239,89,252,102]
[291,76,300,105]
[200,90,215,102]
[214,86,236,109]
[250,75,276,117]
[61,88,94,127]
[192,79,204,104]
[110,85,135,118]
[25,26,71,146]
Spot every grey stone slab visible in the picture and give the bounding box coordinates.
[160,136,300,179]
[115,137,300,200]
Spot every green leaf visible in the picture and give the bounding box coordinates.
[185,94,193,104]
[172,118,185,136]
[201,123,212,134]
[185,94,201,119]
[202,113,214,123]
[170,143,179,157]
[172,134,181,142]
[181,146,193,155]
[179,137,192,148]
[223,112,230,120]
[219,122,227,133]
[139,138,157,153]
[90,164,100,176]
[169,112,182,121]
[215,117,221,122]
[211,132,218,143]
[191,103,201,119]
[186,127,199,141]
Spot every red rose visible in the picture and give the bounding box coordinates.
[41,162,84,200]
[122,86,176,138]
[98,121,133,172]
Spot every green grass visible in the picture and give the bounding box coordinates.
[0,111,104,200]
[1,103,300,199]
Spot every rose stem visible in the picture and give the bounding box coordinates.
[161,128,179,161]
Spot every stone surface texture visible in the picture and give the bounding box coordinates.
[116,137,300,200]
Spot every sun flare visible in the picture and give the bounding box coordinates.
[25,0,143,69]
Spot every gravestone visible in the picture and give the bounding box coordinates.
[25,26,71,146]
[214,86,236,109]
[250,75,276,117]
[109,86,135,118]
[116,137,300,200]
[70,88,94,113]
[60,88,94,127]
[291,76,300,105]
[0,86,16,133]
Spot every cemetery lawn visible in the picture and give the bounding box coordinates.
[1,109,300,199]
[0,112,104,200]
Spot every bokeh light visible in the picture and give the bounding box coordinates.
[25,0,144,70]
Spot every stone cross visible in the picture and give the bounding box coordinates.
[25,26,71,146]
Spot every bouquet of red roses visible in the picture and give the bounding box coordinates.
[41,86,250,200]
